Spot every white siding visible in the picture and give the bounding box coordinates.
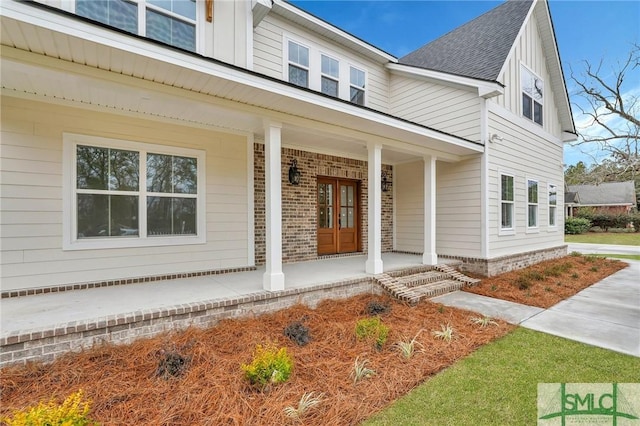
[0,97,250,291]
[252,14,390,113]
[394,161,424,253]
[436,157,482,257]
[487,110,564,257]
[389,75,481,142]
[493,12,562,138]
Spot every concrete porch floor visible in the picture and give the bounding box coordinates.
[1,253,441,338]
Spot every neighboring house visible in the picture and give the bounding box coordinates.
[566,181,637,216]
[0,0,576,296]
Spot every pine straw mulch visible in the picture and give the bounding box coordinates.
[0,294,513,425]
[464,254,628,308]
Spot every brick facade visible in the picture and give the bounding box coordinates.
[254,144,393,265]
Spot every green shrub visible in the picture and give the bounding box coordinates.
[565,217,591,234]
[241,344,293,388]
[514,276,531,290]
[355,317,389,349]
[631,212,640,233]
[2,390,98,426]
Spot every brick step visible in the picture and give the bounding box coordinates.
[411,280,464,298]
[397,271,451,287]
[386,265,438,279]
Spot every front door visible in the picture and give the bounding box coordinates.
[317,178,359,255]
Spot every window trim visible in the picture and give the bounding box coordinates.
[499,172,515,236]
[287,40,310,88]
[520,63,543,126]
[63,133,206,251]
[526,178,539,232]
[320,53,340,97]
[349,65,366,106]
[548,183,558,230]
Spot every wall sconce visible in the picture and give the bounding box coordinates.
[288,159,301,185]
[490,133,504,143]
[381,171,392,192]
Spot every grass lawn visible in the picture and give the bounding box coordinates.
[565,232,640,245]
[363,328,640,426]
[591,253,640,261]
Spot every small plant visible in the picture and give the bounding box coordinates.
[241,344,293,389]
[571,273,580,279]
[394,330,424,359]
[433,323,454,342]
[283,392,324,421]
[351,357,376,384]
[490,284,498,292]
[355,317,389,349]
[470,316,497,328]
[556,281,563,286]
[437,305,446,313]
[526,271,545,281]
[514,276,531,290]
[544,286,552,292]
[569,251,582,257]
[156,350,189,379]
[590,266,599,272]
[365,300,391,316]
[2,389,97,426]
[284,321,311,346]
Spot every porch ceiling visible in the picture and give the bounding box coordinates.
[1,2,484,163]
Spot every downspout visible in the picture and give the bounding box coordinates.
[480,97,489,259]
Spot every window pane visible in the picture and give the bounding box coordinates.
[289,65,308,87]
[77,0,138,34]
[501,175,513,201]
[523,94,532,119]
[533,78,543,102]
[147,197,196,235]
[501,203,512,228]
[77,145,109,190]
[549,186,557,206]
[173,156,197,194]
[528,181,538,203]
[321,77,338,97]
[77,194,138,238]
[321,55,339,78]
[288,41,308,67]
[534,101,543,125]
[347,207,354,228]
[521,67,532,95]
[549,206,556,226]
[147,153,173,193]
[148,0,196,20]
[146,9,195,51]
[528,205,537,227]
[110,148,139,191]
[350,67,364,87]
[350,87,364,105]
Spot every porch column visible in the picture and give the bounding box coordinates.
[423,155,438,265]
[366,142,383,274]
[263,120,285,291]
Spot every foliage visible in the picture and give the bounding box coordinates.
[351,357,376,384]
[514,275,531,290]
[355,317,389,349]
[394,330,425,359]
[2,390,97,426]
[156,350,189,379]
[432,324,454,342]
[241,344,293,389]
[470,316,498,328]
[283,392,324,421]
[284,321,311,346]
[576,210,631,232]
[364,300,391,316]
[565,217,591,234]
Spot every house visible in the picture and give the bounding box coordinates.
[0,0,576,297]
[566,181,637,216]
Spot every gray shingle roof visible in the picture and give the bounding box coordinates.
[398,0,533,81]
[567,181,637,206]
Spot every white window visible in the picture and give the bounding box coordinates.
[548,184,557,227]
[63,134,206,250]
[500,174,514,231]
[288,41,309,88]
[75,0,198,52]
[350,66,366,105]
[527,179,539,228]
[321,54,339,97]
[521,65,543,125]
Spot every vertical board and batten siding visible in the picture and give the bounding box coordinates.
[493,12,562,137]
[487,111,564,257]
[394,161,424,253]
[389,75,481,142]
[436,158,483,257]
[0,97,250,292]
[252,14,390,113]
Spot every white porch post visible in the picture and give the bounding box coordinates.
[263,120,285,291]
[366,142,384,274]
[423,155,438,265]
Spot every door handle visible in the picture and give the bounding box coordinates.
[338,218,341,230]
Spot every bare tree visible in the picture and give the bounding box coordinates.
[570,44,639,184]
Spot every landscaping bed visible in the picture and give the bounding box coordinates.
[465,254,628,308]
[0,295,513,425]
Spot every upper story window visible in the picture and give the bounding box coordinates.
[500,174,514,231]
[350,66,365,106]
[521,65,543,125]
[321,55,339,97]
[527,179,539,228]
[76,0,197,52]
[288,41,310,88]
[548,184,557,227]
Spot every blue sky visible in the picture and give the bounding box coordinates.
[289,0,640,167]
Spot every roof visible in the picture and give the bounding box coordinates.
[567,181,637,206]
[398,0,533,81]
[565,191,580,204]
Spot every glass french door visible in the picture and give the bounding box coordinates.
[317,178,358,255]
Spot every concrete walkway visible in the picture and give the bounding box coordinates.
[433,247,640,357]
